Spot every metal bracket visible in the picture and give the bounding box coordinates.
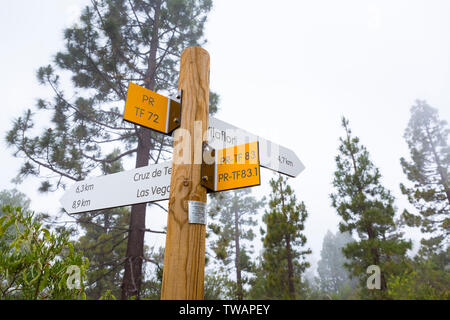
[201,142,216,193]
[173,90,182,103]
[167,89,182,133]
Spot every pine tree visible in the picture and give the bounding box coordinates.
[400,100,450,255]
[203,272,228,300]
[5,0,217,299]
[208,188,265,300]
[387,247,450,299]
[33,148,144,299]
[65,146,127,299]
[317,230,356,295]
[74,207,129,299]
[0,189,31,215]
[330,117,411,299]
[261,175,311,299]
[140,246,165,299]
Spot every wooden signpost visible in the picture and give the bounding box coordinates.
[60,46,305,300]
[160,46,210,300]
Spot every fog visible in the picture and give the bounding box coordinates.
[1,0,449,275]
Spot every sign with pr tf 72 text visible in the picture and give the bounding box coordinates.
[123,82,181,135]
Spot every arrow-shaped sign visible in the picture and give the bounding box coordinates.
[208,117,305,177]
[62,117,304,213]
[60,162,172,214]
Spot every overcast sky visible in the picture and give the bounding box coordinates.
[1,0,449,273]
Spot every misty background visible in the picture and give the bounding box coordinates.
[0,0,449,276]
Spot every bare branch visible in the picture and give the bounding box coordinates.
[141,228,166,234]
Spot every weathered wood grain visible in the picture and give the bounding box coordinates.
[161,47,210,300]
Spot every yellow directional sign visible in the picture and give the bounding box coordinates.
[201,141,260,192]
[123,82,181,135]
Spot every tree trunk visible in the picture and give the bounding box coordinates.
[120,129,152,299]
[425,126,450,206]
[121,0,161,300]
[234,196,243,300]
[279,177,295,299]
[285,234,296,299]
[367,225,387,291]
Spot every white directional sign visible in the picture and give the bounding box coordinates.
[61,117,304,214]
[61,162,172,214]
[208,117,305,177]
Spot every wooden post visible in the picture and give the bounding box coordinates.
[161,47,210,300]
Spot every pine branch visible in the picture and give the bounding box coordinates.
[127,0,149,42]
[90,1,146,83]
[45,76,129,131]
[88,133,136,144]
[142,256,162,273]
[81,148,137,164]
[87,258,126,287]
[20,144,79,182]
[79,229,129,251]
[80,50,126,100]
